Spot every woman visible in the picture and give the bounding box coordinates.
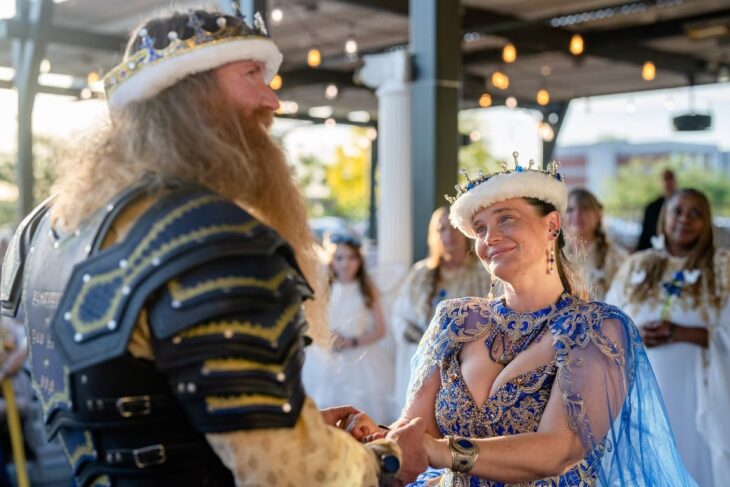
[303,234,395,423]
[392,207,491,412]
[565,188,627,300]
[355,154,694,485]
[606,189,730,486]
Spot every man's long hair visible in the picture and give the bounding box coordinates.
[50,13,327,343]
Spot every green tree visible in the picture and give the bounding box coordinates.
[458,111,500,183]
[325,133,371,221]
[604,156,730,218]
[0,135,62,226]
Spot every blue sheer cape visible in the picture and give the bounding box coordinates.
[406,295,696,486]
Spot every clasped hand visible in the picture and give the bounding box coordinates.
[640,320,674,348]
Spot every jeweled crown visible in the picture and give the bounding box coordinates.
[104,5,271,98]
[445,151,562,205]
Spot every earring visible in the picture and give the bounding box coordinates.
[548,243,556,274]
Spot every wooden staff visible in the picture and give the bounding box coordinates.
[2,378,29,487]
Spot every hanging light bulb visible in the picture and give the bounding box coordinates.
[642,61,656,81]
[271,8,283,23]
[502,43,517,63]
[325,83,339,100]
[40,59,51,73]
[536,88,550,106]
[269,74,283,90]
[569,34,584,56]
[538,122,555,142]
[491,71,509,90]
[505,96,517,109]
[479,92,492,108]
[345,38,358,56]
[86,71,100,84]
[307,47,322,68]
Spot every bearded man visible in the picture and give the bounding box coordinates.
[0,6,425,486]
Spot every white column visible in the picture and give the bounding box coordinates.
[359,49,412,269]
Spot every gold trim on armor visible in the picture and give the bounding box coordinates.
[205,393,288,413]
[167,269,290,303]
[66,195,259,334]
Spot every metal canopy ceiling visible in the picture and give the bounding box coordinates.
[1,0,729,120]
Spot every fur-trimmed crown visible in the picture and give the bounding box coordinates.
[103,3,281,110]
[447,151,567,238]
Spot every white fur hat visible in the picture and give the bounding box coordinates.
[448,155,567,238]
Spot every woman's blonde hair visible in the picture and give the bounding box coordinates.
[50,9,328,344]
[568,188,609,270]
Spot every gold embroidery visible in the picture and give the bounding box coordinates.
[168,269,289,303]
[67,195,259,334]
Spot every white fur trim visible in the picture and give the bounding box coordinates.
[449,171,567,238]
[107,37,283,111]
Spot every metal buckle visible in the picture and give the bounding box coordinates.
[132,444,166,469]
[116,395,152,418]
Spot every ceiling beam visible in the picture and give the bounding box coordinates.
[0,18,126,52]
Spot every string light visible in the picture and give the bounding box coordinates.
[536,88,550,106]
[345,38,358,56]
[502,43,517,63]
[538,122,555,142]
[491,71,509,90]
[478,92,492,108]
[569,34,584,56]
[307,47,322,68]
[505,96,517,109]
[270,74,282,90]
[325,83,339,100]
[40,59,51,73]
[642,61,656,81]
[271,8,283,23]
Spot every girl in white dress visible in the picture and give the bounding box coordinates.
[606,189,730,486]
[302,235,396,423]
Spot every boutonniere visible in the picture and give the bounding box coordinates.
[660,269,701,318]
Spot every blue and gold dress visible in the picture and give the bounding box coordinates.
[407,294,695,486]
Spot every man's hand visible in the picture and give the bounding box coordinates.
[641,320,674,348]
[386,417,428,486]
[320,405,362,428]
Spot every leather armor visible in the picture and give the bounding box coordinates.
[1,179,312,486]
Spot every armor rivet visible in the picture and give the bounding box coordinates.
[223,330,234,339]
[86,400,94,410]
[64,312,72,321]
[177,382,185,393]
[282,403,292,413]
[85,244,92,254]
[187,383,197,394]
[74,332,83,342]
[152,257,161,266]
[118,259,128,269]
[83,274,91,283]
[172,336,182,345]
[81,375,88,384]
[107,320,117,330]
[122,286,131,295]
[106,452,113,463]
[96,399,104,409]
[276,372,286,382]
[106,203,115,212]
[171,300,181,309]
[114,452,122,462]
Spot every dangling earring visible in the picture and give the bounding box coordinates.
[549,243,556,274]
[488,279,496,300]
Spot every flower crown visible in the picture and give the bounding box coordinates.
[447,151,567,238]
[103,2,282,111]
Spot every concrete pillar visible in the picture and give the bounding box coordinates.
[359,49,412,269]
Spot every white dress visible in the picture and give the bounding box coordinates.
[606,248,730,487]
[302,281,396,424]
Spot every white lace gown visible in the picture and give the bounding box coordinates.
[606,249,730,487]
[302,281,396,424]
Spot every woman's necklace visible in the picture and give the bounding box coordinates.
[484,294,572,366]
